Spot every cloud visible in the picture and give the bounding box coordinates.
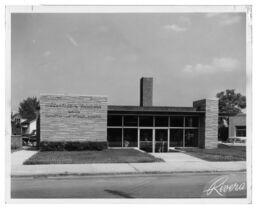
[179,16,191,26]
[183,57,239,74]
[205,13,242,26]
[66,34,78,47]
[163,24,187,32]
[219,15,241,25]
[163,16,191,32]
[212,57,239,68]
[43,50,51,57]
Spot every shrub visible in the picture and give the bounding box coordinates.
[40,141,108,151]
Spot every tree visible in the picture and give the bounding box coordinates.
[216,89,246,116]
[18,97,40,120]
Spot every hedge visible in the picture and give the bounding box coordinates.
[40,141,108,151]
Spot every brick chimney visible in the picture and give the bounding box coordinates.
[140,77,153,106]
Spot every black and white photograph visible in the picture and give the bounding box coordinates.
[5,5,252,203]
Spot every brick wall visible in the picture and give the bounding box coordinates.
[40,95,108,142]
[229,114,246,137]
[193,99,219,149]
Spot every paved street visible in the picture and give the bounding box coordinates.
[11,171,246,198]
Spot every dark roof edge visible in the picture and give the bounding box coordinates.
[107,105,204,113]
[219,113,246,117]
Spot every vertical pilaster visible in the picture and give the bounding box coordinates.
[193,99,219,149]
[152,129,155,153]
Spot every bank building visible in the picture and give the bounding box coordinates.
[40,77,219,152]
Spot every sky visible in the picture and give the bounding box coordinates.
[11,13,246,112]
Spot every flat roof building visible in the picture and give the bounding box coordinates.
[107,77,218,152]
[40,77,219,152]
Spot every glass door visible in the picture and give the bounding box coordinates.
[155,129,168,152]
[139,129,153,152]
[169,129,183,147]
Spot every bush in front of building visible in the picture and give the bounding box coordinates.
[40,141,108,151]
[11,135,22,149]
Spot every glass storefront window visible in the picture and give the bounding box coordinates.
[107,115,200,150]
[185,117,199,127]
[169,129,183,147]
[123,128,138,147]
[155,116,168,127]
[170,116,184,127]
[123,116,138,126]
[107,128,122,147]
[185,129,198,147]
[139,116,153,127]
[107,115,122,126]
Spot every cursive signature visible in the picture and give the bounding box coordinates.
[203,175,246,196]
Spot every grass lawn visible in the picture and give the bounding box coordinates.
[23,149,163,165]
[177,144,246,161]
[11,148,22,153]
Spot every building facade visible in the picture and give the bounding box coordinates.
[39,77,219,152]
[107,77,218,152]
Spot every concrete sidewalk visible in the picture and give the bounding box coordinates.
[11,150,246,177]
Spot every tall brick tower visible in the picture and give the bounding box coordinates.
[140,77,153,107]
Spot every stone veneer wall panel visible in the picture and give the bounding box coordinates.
[193,99,218,149]
[40,95,108,142]
[205,99,219,149]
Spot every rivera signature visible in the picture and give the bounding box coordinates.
[203,175,246,196]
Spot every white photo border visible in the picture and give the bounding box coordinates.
[5,5,252,204]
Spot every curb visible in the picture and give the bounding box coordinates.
[11,169,246,178]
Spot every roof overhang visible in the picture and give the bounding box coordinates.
[108,105,205,115]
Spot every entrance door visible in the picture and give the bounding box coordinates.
[169,129,183,147]
[155,129,168,152]
[139,129,153,152]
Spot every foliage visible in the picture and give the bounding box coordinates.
[18,97,40,120]
[216,89,246,115]
[40,141,108,151]
[176,144,246,161]
[23,149,163,165]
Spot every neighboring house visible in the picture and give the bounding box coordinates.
[21,118,37,135]
[11,111,39,148]
[11,113,23,149]
[20,118,38,146]
[11,115,37,137]
[11,113,22,135]
[229,113,246,141]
